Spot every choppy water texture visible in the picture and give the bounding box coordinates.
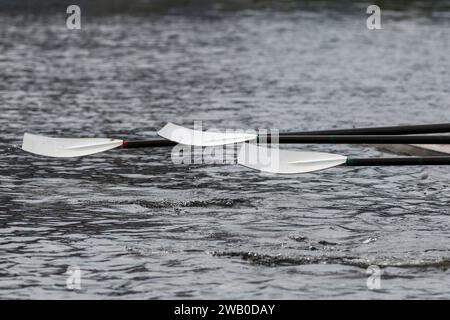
[0,1,449,299]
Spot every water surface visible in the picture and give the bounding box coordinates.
[0,1,449,299]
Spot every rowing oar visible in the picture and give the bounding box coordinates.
[238,143,450,174]
[21,133,176,158]
[284,123,450,135]
[22,132,450,158]
[157,123,450,146]
[22,122,450,158]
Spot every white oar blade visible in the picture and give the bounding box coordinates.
[22,133,123,157]
[410,144,450,155]
[238,143,347,174]
[158,122,257,146]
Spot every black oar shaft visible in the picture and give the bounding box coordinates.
[122,135,450,148]
[283,123,450,136]
[265,135,450,144]
[346,157,450,166]
[123,139,176,148]
[121,122,450,149]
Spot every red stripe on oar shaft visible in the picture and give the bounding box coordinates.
[122,140,129,148]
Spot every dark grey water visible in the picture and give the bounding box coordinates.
[1,2,450,299]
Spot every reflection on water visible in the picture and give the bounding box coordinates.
[0,1,449,298]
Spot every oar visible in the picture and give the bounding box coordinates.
[21,132,450,158]
[262,135,450,144]
[158,122,450,146]
[285,123,450,135]
[238,143,450,174]
[21,133,176,158]
[158,122,450,145]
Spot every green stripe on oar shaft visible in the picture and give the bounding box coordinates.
[262,135,450,144]
[346,157,450,166]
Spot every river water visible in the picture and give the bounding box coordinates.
[0,1,449,299]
